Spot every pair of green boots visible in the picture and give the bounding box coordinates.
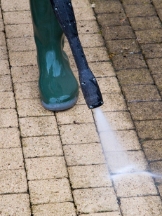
[30,0,78,111]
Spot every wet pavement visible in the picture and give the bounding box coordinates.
[0,0,162,215]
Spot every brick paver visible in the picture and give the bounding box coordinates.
[0,0,162,215]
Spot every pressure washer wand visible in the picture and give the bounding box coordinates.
[50,0,104,109]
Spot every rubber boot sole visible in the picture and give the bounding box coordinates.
[41,96,78,111]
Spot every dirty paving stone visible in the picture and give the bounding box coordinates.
[93,1,124,14]
[19,116,58,137]
[102,26,135,41]
[129,16,162,31]
[7,37,35,52]
[79,212,121,216]
[71,0,90,8]
[141,43,162,59]
[9,51,37,67]
[0,148,24,171]
[106,39,140,55]
[0,92,15,109]
[107,150,147,173]
[0,75,12,92]
[63,143,105,166]
[0,128,21,148]
[28,178,72,205]
[136,29,162,44]
[122,85,161,102]
[114,172,157,197]
[135,120,162,140]
[89,61,115,77]
[77,20,100,34]
[59,123,99,145]
[1,0,30,11]
[129,101,162,120]
[115,130,141,151]
[152,0,162,9]
[5,23,33,38]
[0,46,8,60]
[74,7,96,21]
[97,77,121,94]
[0,21,4,32]
[142,140,162,161]
[0,194,31,216]
[84,47,109,62]
[80,33,104,48]
[0,60,10,75]
[104,111,134,130]
[3,11,31,25]
[122,0,151,4]
[150,161,162,184]
[0,109,18,128]
[147,58,162,74]
[117,69,153,85]
[120,196,162,216]
[112,54,147,70]
[56,104,94,125]
[97,13,129,27]
[0,169,27,194]
[101,93,127,112]
[124,4,156,17]
[73,187,118,213]
[16,98,53,117]
[25,157,68,180]
[158,9,162,22]
[68,164,112,189]
[153,74,162,92]
[11,66,38,83]
[22,135,63,158]
[0,32,6,46]
[14,82,39,100]
[158,185,162,199]
[32,202,76,216]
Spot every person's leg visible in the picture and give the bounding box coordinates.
[29,0,79,111]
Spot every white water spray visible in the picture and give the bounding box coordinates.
[93,107,162,181]
[93,107,136,175]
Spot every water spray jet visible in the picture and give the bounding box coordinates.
[93,108,137,174]
[93,107,162,183]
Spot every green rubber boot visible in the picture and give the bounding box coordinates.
[29,0,79,111]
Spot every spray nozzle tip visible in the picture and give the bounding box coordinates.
[88,101,104,109]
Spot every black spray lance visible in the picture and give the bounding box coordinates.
[50,0,104,109]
